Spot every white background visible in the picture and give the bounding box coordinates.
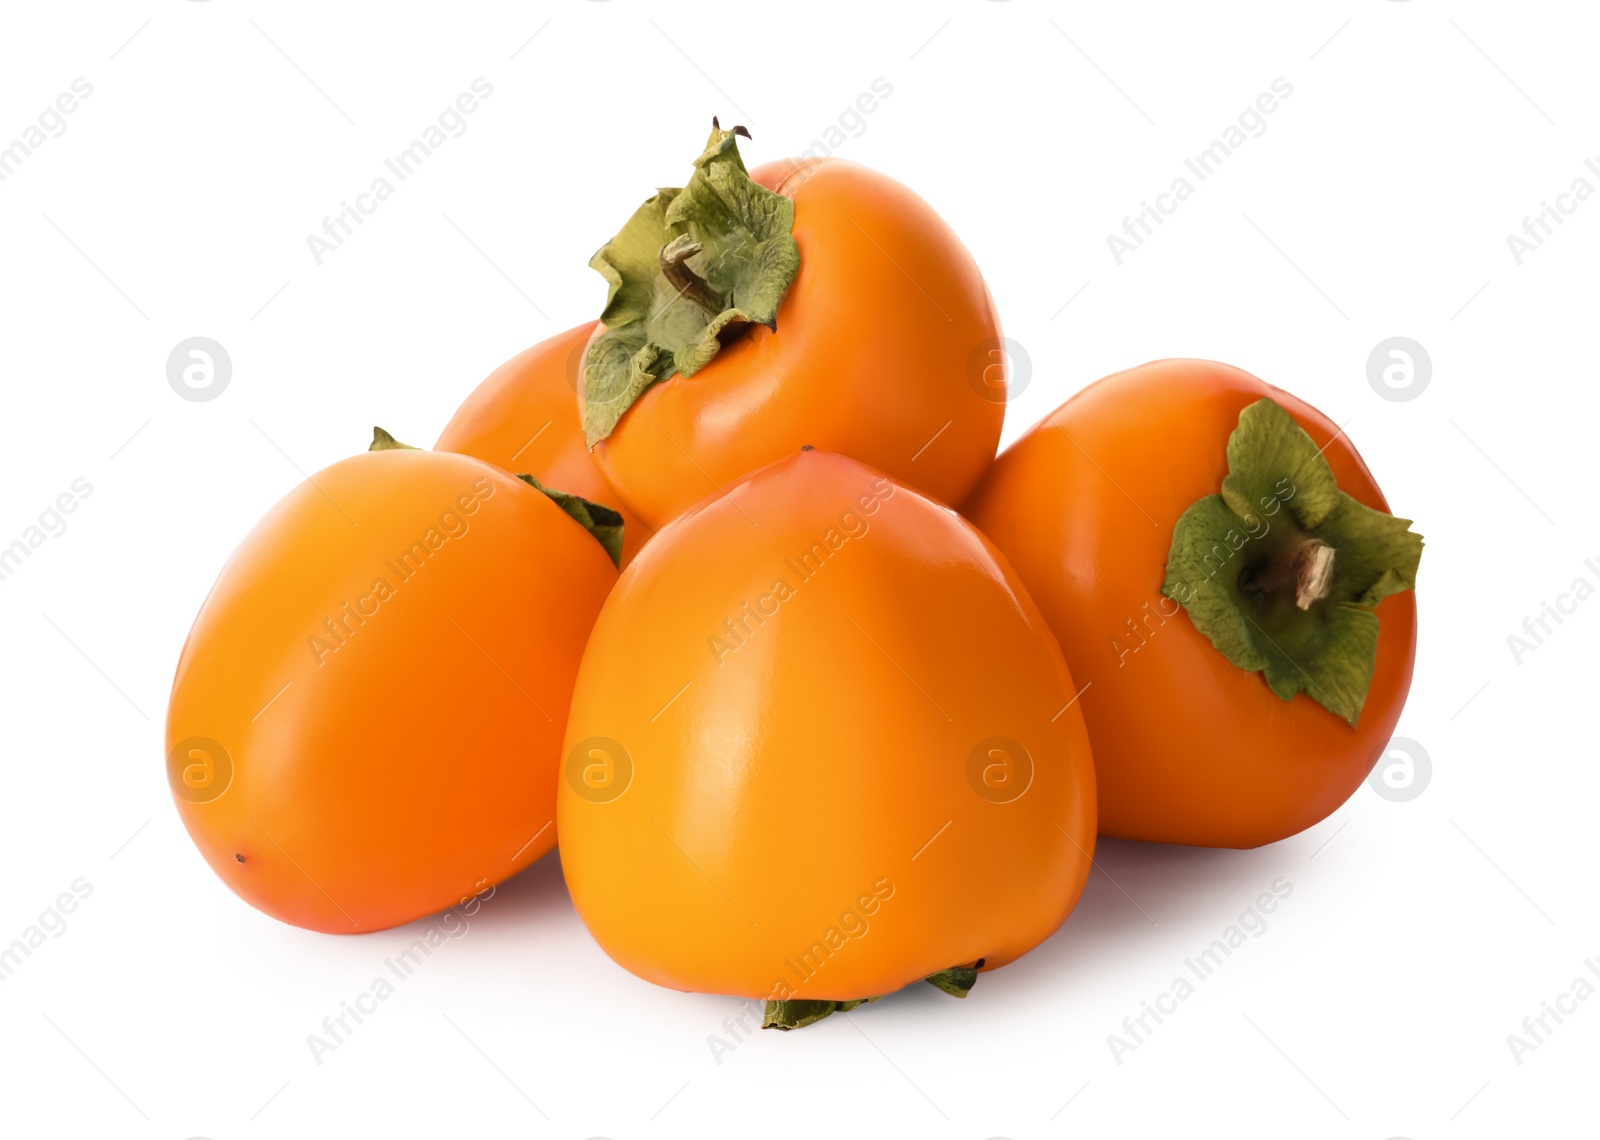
[0,2,1594,1137]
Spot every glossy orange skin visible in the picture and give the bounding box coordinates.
[583,157,1006,534]
[558,450,1095,1001]
[966,360,1418,849]
[436,322,652,566]
[165,450,616,933]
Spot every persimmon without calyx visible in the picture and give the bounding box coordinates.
[579,120,1006,533]
[557,448,1096,1028]
[165,444,618,933]
[966,360,1422,849]
[436,323,652,566]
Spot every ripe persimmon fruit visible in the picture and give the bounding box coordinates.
[557,448,1095,1027]
[578,120,1005,534]
[436,322,653,566]
[165,444,618,932]
[966,360,1422,849]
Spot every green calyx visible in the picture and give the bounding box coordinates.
[370,426,420,451]
[582,118,801,448]
[515,474,624,569]
[1161,398,1423,727]
[762,996,879,1032]
[925,960,983,998]
[369,428,623,568]
[762,961,984,1031]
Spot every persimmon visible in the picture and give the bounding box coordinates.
[436,322,652,565]
[965,360,1422,849]
[578,120,1005,534]
[557,448,1095,1027]
[165,444,618,933]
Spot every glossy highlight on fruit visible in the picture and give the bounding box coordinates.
[165,448,617,932]
[558,449,1095,1004]
[966,360,1420,849]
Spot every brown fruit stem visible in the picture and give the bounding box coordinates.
[1251,538,1337,610]
[657,234,725,317]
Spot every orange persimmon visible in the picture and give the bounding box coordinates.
[165,447,617,932]
[436,322,652,566]
[557,449,1095,1026]
[966,360,1422,849]
[577,121,1006,534]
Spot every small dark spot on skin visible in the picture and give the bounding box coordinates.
[801,444,815,452]
[235,853,246,864]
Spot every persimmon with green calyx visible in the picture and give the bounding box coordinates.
[433,324,653,566]
[965,360,1423,849]
[557,449,1095,1029]
[579,119,1006,533]
[165,434,619,933]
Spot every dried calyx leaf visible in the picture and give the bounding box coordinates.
[762,996,879,1032]
[762,961,985,1030]
[925,961,983,998]
[583,118,800,448]
[370,426,421,451]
